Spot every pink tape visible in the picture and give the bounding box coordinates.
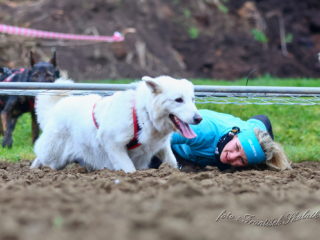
[0,24,124,42]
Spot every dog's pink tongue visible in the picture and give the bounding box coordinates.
[178,121,197,139]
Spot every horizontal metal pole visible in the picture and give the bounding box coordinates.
[0,82,134,91]
[194,85,320,94]
[0,82,320,95]
[0,90,319,98]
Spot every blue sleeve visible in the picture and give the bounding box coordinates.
[171,132,197,145]
[171,132,185,144]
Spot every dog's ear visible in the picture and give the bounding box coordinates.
[30,51,36,67]
[50,51,57,67]
[142,76,162,94]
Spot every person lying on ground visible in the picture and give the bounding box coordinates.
[150,109,292,171]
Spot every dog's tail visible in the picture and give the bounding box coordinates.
[36,77,74,129]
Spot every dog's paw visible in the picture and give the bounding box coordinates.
[30,158,42,169]
[121,166,136,173]
[167,160,178,169]
[2,138,13,148]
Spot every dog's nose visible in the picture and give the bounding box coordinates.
[193,114,202,124]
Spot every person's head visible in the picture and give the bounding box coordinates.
[220,128,291,170]
[220,135,247,167]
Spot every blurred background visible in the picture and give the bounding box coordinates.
[0,0,319,81]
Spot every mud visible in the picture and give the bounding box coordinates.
[0,160,319,240]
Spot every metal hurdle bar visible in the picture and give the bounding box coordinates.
[0,82,320,105]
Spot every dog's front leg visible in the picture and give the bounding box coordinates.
[0,111,10,147]
[158,141,178,169]
[104,144,136,173]
[1,97,18,148]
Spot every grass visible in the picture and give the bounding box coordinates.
[88,76,320,87]
[0,114,35,161]
[1,77,319,163]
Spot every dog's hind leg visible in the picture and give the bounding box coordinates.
[30,157,42,168]
[33,129,69,170]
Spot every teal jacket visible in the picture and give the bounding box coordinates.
[171,109,267,167]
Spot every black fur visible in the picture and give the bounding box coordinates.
[0,51,60,148]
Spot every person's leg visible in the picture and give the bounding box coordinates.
[250,115,274,140]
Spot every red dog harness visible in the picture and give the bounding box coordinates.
[92,101,142,150]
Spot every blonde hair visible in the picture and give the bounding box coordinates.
[254,128,292,171]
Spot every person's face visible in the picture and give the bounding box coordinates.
[220,135,248,167]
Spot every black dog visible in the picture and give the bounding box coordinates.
[0,51,60,148]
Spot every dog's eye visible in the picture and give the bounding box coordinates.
[175,98,183,103]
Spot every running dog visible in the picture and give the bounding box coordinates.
[0,51,60,148]
[31,76,202,172]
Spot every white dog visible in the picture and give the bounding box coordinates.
[31,76,202,173]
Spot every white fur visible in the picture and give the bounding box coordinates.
[35,77,74,130]
[31,76,200,173]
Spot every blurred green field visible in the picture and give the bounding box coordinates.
[92,76,320,87]
[0,77,319,163]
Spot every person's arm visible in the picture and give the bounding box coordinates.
[171,132,195,145]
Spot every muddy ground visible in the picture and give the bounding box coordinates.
[0,160,319,240]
